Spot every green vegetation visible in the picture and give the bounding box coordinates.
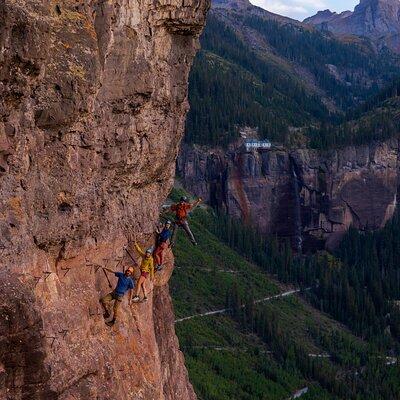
[327,219,400,343]
[185,9,400,148]
[186,14,327,146]
[244,16,397,107]
[307,80,400,148]
[169,189,400,399]
[204,208,400,348]
[351,78,400,118]
[168,189,279,318]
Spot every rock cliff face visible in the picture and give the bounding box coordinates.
[177,139,400,250]
[305,0,400,53]
[0,0,208,399]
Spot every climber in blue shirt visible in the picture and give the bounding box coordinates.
[100,266,135,326]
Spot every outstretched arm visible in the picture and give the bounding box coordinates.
[134,242,146,257]
[103,267,116,274]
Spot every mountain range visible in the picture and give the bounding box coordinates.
[185,0,400,146]
[305,0,400,53]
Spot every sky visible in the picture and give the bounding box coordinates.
[250,0,359,21]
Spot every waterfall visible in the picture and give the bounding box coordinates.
[290,156,303,253]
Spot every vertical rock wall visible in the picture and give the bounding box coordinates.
[177,139,400,250]
[0,0,209,398]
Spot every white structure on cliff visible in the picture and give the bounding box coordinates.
[244,139,272,152]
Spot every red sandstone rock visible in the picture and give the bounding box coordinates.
[0,0,209,398]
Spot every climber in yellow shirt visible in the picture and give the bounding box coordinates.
[132,242,155,302]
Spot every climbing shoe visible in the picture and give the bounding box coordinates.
[132,296,140,303]
[103,311,111,319]
[105,319,115,327]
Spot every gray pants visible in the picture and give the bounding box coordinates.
[173,219,196,244]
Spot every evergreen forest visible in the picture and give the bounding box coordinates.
[185,9,400,148]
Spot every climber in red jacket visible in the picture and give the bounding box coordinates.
[167,196,202,245]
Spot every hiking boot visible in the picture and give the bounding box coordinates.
[132,296,140,303]
[103,311,111,320]
[105,319,115,327]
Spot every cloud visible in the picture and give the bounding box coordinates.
[251,0,329,20]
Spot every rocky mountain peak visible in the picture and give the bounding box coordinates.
[356,0,400,14]
[359,0,400,4]
[304,9,338,24]
[305,0,400,52]
[213,0,253,10]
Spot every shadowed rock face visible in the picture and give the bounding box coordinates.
[0,0,209,398]
[178,139,400,250]
[0,271,57,400]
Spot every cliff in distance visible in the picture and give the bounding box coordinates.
[0,0,209,399]
[180,0,400,252]
[178,138,399,250]
[305,0,400,53]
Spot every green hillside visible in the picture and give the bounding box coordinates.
[168,189,400,400]
[307,79,400,148]
[185,2,400,147]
